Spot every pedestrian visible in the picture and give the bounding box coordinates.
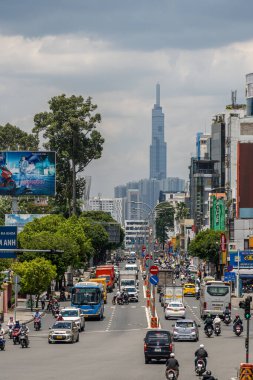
[40,294,46,310]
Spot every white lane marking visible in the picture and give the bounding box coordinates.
[85,328,143,334]
[192,306,198,309]
[143,285,147,299]
[131,306,137,308]
[184,302,202,323]
[145,306,151,328]
[106,305,116,332]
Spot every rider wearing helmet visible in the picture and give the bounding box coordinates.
[233,314,243,332]
[194,344,208,368]
[204,313,213,332]
[213,314,221,326]
[56,313,64,321]
[202,370,216,380]
[166,353,179,377]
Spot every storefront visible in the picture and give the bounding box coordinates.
[229,251,253,296]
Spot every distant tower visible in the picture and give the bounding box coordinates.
[149,84,167,180]
[246,73,253,116]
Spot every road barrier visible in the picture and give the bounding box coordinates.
[240,363,253,380]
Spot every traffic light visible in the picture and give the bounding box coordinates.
[244,296,252,320]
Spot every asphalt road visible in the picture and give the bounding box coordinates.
[1,267,253,380]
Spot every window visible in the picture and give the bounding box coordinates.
[147,332,170,343]
[207,286,229,296]
[176,321,194,328]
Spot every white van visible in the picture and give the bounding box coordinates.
[125,263,138,279]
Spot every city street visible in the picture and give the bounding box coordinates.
[1,275,253,380]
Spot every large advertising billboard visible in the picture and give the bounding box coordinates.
[237,143,253,218]
[0,226,17,258]
[0,151,55,196]
[5,214,49,233]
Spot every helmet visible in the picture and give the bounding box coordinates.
[170,353,175,358]
[235,314,239,318]
[216,315,219,318]
[200,344,204,348]
[10,316,13,320]
[207,313,211,317]
[206,371,211,375]
[21,323,26,328]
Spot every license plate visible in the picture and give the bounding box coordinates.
[154,348,161,352]
[56,336,62,339]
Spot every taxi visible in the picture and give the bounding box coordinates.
[183,283,196,296]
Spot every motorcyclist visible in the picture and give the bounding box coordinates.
[165,353,179,377]
[33,308,42,328]
[233,314,243,331]
[20,323,29,335]
[122,289,129,303]
[56,313,64,321]
[204,314,214,332]
[202,370,216,380]
[195,344,208,368]
[223,306,231,317]
[7,316,14,330]
[0,323,5,337]
[213,314,221,326]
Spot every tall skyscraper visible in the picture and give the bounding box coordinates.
[150,83,167,180]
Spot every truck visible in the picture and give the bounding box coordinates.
[119,270,138,290]
[161,286,184,309]
[157,269,174,293]
[95,266,115,292]
[89,278,107,304]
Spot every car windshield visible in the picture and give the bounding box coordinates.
[52,322,72,329]
[72,287,100,305]
[147,332,170,343]
[185,285,195,288]
[169,303,183,308]
[61,310,78,317]
[176,321,194,328]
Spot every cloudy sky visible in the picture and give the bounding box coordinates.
[1,0,253,197]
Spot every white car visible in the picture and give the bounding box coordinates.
[164,301,186,320]
[123,286,139,302]
[60,307,85,331]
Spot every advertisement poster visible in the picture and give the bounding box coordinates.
[229,251,253,268]
[5,214,49,233]
[0,151,56,196]
[0,226,17,258]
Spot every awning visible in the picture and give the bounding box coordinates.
[232,269,253,279]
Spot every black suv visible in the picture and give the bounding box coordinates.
[143,330,173,364]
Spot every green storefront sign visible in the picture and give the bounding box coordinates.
[210,195,226,231]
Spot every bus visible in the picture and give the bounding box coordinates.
[71,282,104,320]
[199,280,231,319]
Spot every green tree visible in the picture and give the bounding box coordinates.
[175,202,189,222]
[13,257,56,308]
[155,203,175,248]
[33,94,105,215]
[0,123,39,151]
[188,229,222,275]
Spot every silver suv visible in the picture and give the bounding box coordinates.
[173,319,199,342]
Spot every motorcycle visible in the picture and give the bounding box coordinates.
[52,305,60,317]
[214,323,221,336]
[0,165,16,191]
[20,332,29,348]
[34,317,41,331]
[205,326,213,338]
[117,296,129,305]
[165,369,178,380]
[12,328,20,345]
[195,291,200,300]
[8,325,14,339]
[223,314,231,325]
[195,359,206,377]
[234,323,243,336]
[0,337,5,351]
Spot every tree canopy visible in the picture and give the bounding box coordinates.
[33,94,105,215]
[0,123,39,151]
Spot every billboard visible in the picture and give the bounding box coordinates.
[237,143,253,218]
[0,226,17,258]
[209,194,226,231]
[5,214,49,233]
[230,251,253,268]
[0,151,55,196]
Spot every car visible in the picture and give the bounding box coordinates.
[123,285,139,302]
[48,321,79,344]
[164,301,186,320]
[60,307,85,332]
[144,330,173,364]
[183,283,196,296]
[172,319,199,341]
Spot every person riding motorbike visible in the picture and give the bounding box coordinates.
[19,323,29,335]
[233,314,243,332]
[33,308,42,328]
[7,316,14,335]
[56,313,64,321]
[0,323,5,337]
[202,370,216,380]
[195,344,208,368]
[204,314,214,332]
[122,289,129,303]
[165,353,179,377]
[213,314,221,326]
[223,306,230,317]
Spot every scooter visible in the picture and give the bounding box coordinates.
[214,323,221,336]
[0,337,5,351]
[20,332,29,348]
[195,359,206,377]
[34,317,41,331]
[8,325,14,339]
[12,328,20,345]
[165,368,178,379]
[205,326,213,338]
[234,323,243,336]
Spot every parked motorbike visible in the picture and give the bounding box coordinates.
[12,328,20,345]
[0,337,5,351]
[165,368,178,380]
[34,317,41,331]
[214,323,221,336]
[195,359,206,377]
[205,326,213,338]
[20,332,29,348]
[234,323,243,336]
[223,314,231,325]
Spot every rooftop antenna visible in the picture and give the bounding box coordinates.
[231,90,237,108]
[156,83,160,106]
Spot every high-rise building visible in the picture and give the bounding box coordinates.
[150,83,167,180]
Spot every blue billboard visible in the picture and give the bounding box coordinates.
[0,226,17,258]
[229,251,253,268]
[0,151,56,196]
